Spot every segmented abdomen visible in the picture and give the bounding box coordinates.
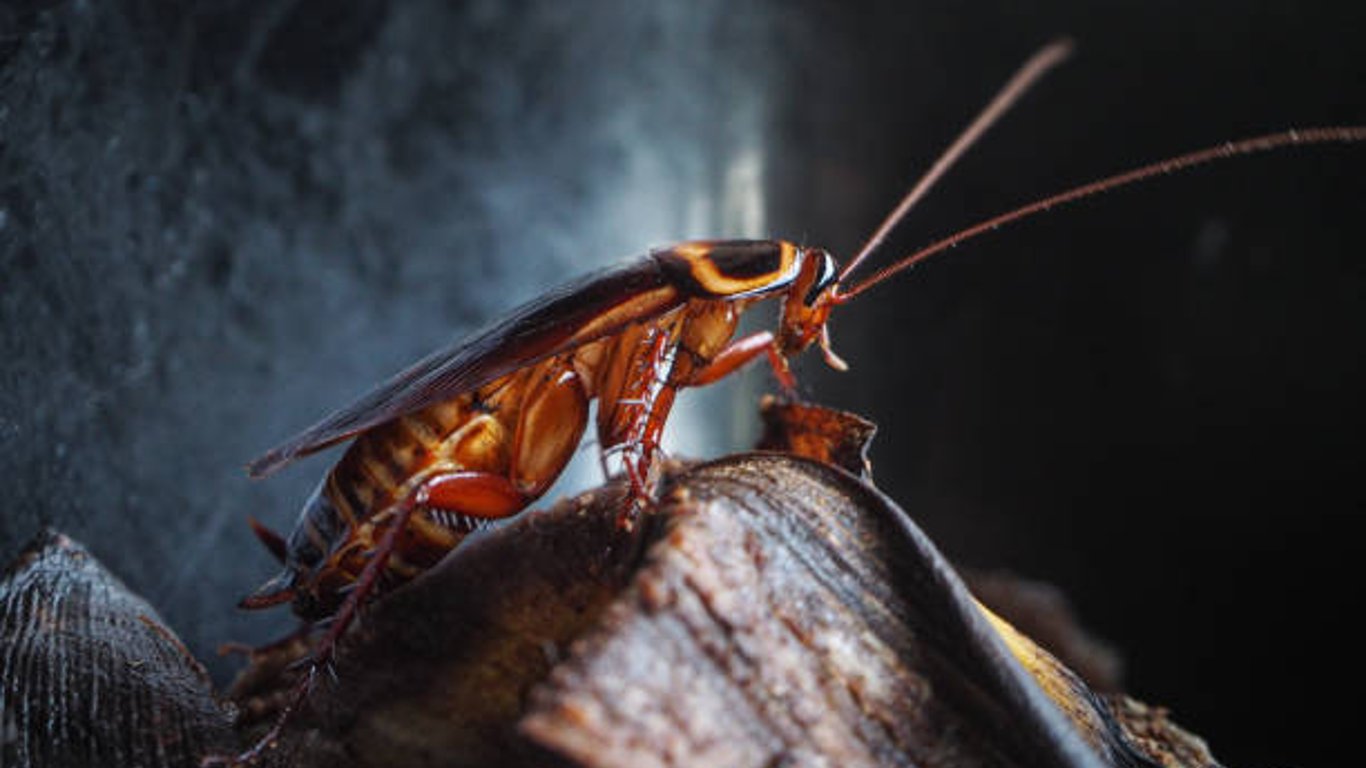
[285,378,515,615]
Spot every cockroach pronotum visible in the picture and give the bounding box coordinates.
[215,40,1363,765]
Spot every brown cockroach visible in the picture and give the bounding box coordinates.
[219,40,1362,765]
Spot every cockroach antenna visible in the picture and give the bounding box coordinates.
[836,126,1366,302]
[833,40,1364,301]
[837,38,1075,287]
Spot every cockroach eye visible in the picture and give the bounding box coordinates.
[803,250,839,306]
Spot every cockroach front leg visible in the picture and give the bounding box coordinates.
[687,330,796,392]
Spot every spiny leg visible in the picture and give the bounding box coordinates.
[207,472,526,767]
[598,324,790,529]
[617,332,679,526]
[686,330,795,392]
[591,324,670,526]
[203,495,423,768]
[298,472,529,681]
[618,331,797,523]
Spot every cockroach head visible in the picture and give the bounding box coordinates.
[778,248,847,371]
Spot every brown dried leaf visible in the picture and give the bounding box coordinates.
[0,529,235,768]
[247,455,1220,768]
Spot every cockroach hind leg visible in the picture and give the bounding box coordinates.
[237,569,297,610]
[214,613,352,767]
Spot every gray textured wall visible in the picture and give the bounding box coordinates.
[2,2,1362,765]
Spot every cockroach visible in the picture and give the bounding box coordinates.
[215,40,1363,765]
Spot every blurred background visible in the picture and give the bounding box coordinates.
[2,1,1362,764]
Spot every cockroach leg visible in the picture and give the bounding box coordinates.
[617,392,675,529]
[208,495,425,767]
[687,330,795,392]
[420,471,528,520]
[619,328,797,527]
[217,470,529,767]
[307,472,525,666]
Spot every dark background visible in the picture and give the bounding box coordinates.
[2,1,1361,765]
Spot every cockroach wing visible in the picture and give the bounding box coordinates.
[247,257,683,477]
